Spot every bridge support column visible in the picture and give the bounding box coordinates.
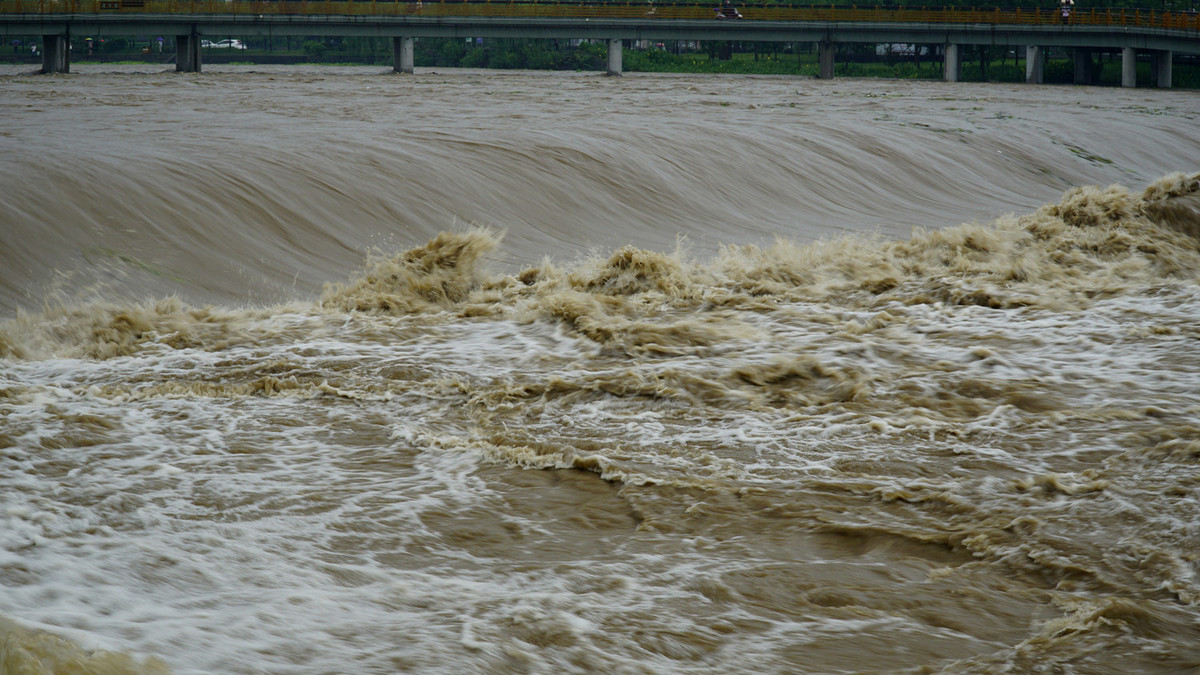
[943,43,961,82]
[1153,50,1172,88]
[176,34,201,73]
[818,42,835,79]
[1073,48,1094,85]
[1122,47,1137,87]
[606,39,622,76]
[393,37,414,74]
[39,34,69,74]
[1025,46,1043,84]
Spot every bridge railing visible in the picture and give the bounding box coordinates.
[1,0,1197,31]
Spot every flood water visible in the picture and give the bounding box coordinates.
[1,64,1199,674]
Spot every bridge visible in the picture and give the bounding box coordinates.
[3,0,1198,86]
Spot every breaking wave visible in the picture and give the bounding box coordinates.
[4,172,1197,363]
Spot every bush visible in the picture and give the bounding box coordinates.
[1174,64,1200,89]
[459,46,488,68]
[1044,59,1075,83]
[624,47,675,71]
[567,42,606,71]
[490,49,521,69]
[434,40,468,67]
[523,45,559,70]
[960,62,1023,82]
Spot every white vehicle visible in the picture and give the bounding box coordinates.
[201,39,246,49]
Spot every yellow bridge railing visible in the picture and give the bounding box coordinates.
[2,0,1198,32]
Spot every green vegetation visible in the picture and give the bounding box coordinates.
[415,37,611,70]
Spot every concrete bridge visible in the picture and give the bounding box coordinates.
[3,1,1198,86]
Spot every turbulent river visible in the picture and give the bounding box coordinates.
[1,64,1199,674]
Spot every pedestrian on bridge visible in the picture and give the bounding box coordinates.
[1059,0,1074,24]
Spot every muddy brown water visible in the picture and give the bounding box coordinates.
[2,64,1199,673]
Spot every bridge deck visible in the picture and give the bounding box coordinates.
[2,0,1199,32]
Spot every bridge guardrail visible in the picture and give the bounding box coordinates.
[2,0,1198,32]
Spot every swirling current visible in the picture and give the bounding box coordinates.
[1,64,1199,674]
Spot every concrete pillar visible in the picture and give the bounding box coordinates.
[1025,45,1043,84]
[943,43,961,82]
[1155,50,1172,88]
[818,42,835,79]
[1073,48,1093,85]
[39,34,69,74]
[606,38,622,76]
[393,36,414,74]
[176,34,201,73]
[1122,47,1137,87]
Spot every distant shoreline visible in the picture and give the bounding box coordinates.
[3,50,1196,87]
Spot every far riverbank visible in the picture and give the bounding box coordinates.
[3,39,1197,87]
